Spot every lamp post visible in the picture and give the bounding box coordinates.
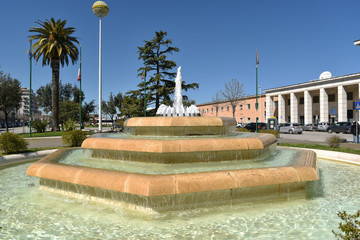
[259,85,262,122]
[92,1,109,132]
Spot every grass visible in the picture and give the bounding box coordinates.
[278,143,360,155]
[18,131,96,138]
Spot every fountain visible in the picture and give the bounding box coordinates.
[26,67,319,214]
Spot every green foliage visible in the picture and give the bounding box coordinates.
[128,30,199,113]
[236,128,251,132]
[59,101,79,124]
[36,81,85,114]
[63,119,76,131]
[62,130,87,147]
[29,17,79,131]
[0,71,22,132]
[32,120,48,133]
[259,129,280,138]
[0,132,28,154]
[121,95,146,118]
[332,210,360,239]
[327,135,341,148]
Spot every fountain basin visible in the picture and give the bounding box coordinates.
[81,133,277,163]
[124,116,236,136]
[26,148,318,213]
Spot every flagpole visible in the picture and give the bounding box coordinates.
[255,49,259,133]
[29,40,32,137]
[144,66,147,117]
[79,45,82,130]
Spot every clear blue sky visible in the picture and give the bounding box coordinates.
[1,0,360,109]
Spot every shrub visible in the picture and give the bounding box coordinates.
[62,130,87,147]
[328,135,341,148]
[332,210,360,239]
[236,128,251,132]
[259,129,280,138]
[33,120,48,133]
[63,119,76,132]
[0,132,28,154]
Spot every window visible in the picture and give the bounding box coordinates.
[202,109,204,113]
[264,102,266,108]
[211,108,213,113]
[313,96,319,103]
[221,107,224,112]
[247,117,251,123]
[239,104,243,111]
[206,109,209,113]
[227,106,230,111]
[247,104,251,110]
[328,94,335,102]
[300,97,304,105]
[256,117,259,121]
[275,101,278,107]
[347,92,353,100]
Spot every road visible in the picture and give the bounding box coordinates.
[278,131,353,144]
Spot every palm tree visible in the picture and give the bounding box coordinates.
[28,18,79,131]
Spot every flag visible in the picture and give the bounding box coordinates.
[256,49,259,66]
[77,64,81,81]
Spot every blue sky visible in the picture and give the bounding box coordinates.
[1,0,360,109]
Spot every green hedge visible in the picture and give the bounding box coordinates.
[62,130,87,147]
[0,132,28,154]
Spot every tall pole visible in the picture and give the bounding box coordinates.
[79,45,82,130]
[143,66,147,117]
[29,40,32,137]
[255,49,259,132]
[259,86,262,122]
[98,17,102,132]
[92,1,109,131]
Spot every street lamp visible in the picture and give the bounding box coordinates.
[92,1,109,132]
[258,85,262,122]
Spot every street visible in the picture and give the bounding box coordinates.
[278,130,354,144]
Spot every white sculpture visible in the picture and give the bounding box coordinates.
[156,66,200,117]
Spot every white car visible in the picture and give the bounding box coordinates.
[279,123,303,134]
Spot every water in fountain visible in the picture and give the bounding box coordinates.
[156,66,200,117]
[26,67,318,214]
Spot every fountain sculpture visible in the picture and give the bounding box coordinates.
[26,67,319,213]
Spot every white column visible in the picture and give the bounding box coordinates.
[304,90,312,124]
[320,88,328,123]
[290,92,298,123]
[266,95,274,121]
[278,94,285,123]
[337,85,347,122]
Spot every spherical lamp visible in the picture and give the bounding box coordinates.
[92,1,109,18]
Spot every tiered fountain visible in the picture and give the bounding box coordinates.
[27,67,319,213]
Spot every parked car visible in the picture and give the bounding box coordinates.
[327,122,352,134]
[303,123,318,131]
[279,123,303,134]
[243,122,267,132]
[317,122,331,132]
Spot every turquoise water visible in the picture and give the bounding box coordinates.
[58,148,297,175]
[92,131,254,140]
[0,159,359,239]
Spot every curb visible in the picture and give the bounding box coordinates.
[287,147,360,166]
[0,149,58,168]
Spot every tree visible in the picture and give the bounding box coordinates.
[211,92,223,117]
[36,82,84,114]
[120,95,145,118]
[129,31,199,114]
[220,78,246,119]
[82,100,96,123]
[29,18,79,131]
[0,71,22,132]
[333,210,360,239]
[102,92,117,128]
